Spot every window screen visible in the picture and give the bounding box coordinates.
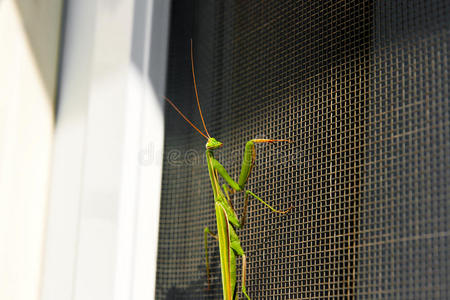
[156,1,450,299]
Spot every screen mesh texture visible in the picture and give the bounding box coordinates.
[155,1,450,299]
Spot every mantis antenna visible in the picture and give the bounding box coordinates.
[164,96,208,139]
[190,39,210,138]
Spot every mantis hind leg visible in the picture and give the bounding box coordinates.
[229,227,251,300]
[204,227,217,290]
[230,249,250,300]
[241,254,250,300]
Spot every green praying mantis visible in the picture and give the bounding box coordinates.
[164,40,292,300]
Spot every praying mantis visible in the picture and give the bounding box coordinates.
[164,40,292,300]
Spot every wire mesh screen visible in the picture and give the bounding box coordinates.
[156,0,450,299]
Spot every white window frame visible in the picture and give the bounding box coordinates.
[41,1,170,300]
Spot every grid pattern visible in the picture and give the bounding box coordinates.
[155,0,450,299]
[359,1,450,298]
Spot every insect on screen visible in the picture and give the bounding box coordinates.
[156,1,450,299]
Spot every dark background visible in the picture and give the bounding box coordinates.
[156,1,450,299]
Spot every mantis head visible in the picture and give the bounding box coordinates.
[206,137,223,149]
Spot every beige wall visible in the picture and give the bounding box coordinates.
[0,1,62,300]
